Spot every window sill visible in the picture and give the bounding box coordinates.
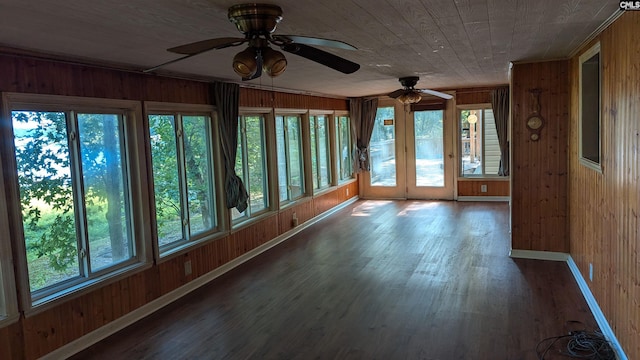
[279,195,313,210]
[312,185,337,197]
[231,210,278,233]
[157,230,228,264]
[0,313,20,328]
[337,177,357,185]
[579,158,602,173]
[25,260,152,317]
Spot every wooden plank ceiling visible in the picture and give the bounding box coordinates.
[0,0,621,97]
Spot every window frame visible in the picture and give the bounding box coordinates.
[2,93,153,312]
[275,111,306,204]
[335,112,354,183]
[145,102,225,260]
[578,42,602,173]
[457,104,501,178]
[309,113,332,192]
[232,112,271,224]
[0,148,19,325]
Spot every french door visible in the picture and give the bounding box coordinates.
[361,98,455,199]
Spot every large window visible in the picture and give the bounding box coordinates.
[276,114,304,202]
[370,106,396,186]
[310,115,331,191]
[336,115,353,182]
[233,114,269,221]
[459,107,500,177]
[148,111,217,255]
[3,94,149,307]
[579,42,601,172]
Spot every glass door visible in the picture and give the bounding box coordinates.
[406,109,454,199]
[362,99,454,200]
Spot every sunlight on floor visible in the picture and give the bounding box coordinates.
[351,200,392,216]
[398,201,441,216]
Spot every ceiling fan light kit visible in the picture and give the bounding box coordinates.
[145,3,360,80]
[388,76,453,104]
[397,91,422,104]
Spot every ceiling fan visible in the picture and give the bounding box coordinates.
[145,3,360,80]
[388,76,453,104]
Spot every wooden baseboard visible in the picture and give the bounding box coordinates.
[457,196,509,202]
[41,197,359,360]
[509,249,627,359]
[567,256,628,360]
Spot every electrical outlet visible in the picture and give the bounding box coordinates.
[346,188,349,196]
[589,263,593,282]
[480,184,488,193]
[292,212,298,227]
[184,260,192,276]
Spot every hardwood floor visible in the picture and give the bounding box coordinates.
[71,200,596,359]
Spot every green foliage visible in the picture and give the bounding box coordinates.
[14,110,128,290]
[31,214,77,271]
[13,111,78,275]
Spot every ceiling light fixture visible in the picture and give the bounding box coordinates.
[262,46,287,77]
[232,44,288,78]
[397,91,422,104]
[232,47,258,78]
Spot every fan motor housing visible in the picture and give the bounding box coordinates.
[399,76,419,89]
[228,3,283,35]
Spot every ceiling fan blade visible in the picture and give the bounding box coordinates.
[388,89,405,98]
[144,38,248,73]
[144,53,200,73]
[273,35,357,50]
[418,89,453,100]
[167,37,246,55]
[281,43,360,74]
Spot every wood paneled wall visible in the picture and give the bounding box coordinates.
[0,53,359,359]
[240,87,349,110]
[0,55,210,103]
[568,12,639,360]
[457,179,509,197]
[455,87,495,105]
[510,60,569,252]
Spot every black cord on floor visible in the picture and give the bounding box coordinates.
[536,322,616,360]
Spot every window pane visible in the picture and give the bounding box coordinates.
[483,110,500,175]
[310,116,318,189]
[370,107,396,186]
[77,114,132,271]
[149,115,182,247]
[461,110,480,176]
[275,116,288,201]
[337,116,352,181]
[286,116,304,199]
[317,116,330,188]
[414,110,444,186]
[12,111,80,292]
[460,109,499,177]
[182,115,215,236]
[245,116,267,213]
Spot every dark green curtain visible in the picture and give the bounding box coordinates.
[491,86,509,176]
[349,97,379,173]
[212,82,249,212]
